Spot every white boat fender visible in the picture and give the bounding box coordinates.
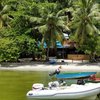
[32,83,44,90]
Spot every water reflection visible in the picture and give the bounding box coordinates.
[0,71,99,100]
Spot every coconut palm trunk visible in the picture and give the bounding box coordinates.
[46,47,49,61]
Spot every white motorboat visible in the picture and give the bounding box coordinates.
[26,81,100,100]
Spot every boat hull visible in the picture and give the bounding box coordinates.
[56,72,96,79]
[26,83,100,99]
[27,95,97,100]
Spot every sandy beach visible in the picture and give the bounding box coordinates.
[0,60,100,72]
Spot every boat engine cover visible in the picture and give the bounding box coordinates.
[32,83,44,90]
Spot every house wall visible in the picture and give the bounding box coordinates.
[67,54,89,60]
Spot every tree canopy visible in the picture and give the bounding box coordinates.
[0,0,100,62]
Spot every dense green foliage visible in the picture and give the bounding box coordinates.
[0,0,100,62]
[70,0,100,60]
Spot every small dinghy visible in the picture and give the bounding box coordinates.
[56,72,96,79]
[26,81,100,99]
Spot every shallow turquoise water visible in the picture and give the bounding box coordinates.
[0,70,100,100]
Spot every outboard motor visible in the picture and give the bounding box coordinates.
[48,81,59,89]
[49,66,61,76]
[77,79,85,85]
[49,70,60,76]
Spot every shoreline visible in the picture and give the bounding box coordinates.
[0,60,100,72]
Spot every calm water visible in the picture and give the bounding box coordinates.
[0,70,100,100]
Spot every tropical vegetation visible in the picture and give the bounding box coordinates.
[0,0,100,62]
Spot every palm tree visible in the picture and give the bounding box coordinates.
[36,4,70,60]
[71,0,100,61]
[20,2,70,60]
[71,0,100,45]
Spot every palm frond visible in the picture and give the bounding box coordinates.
[38,25,48,34]
[87,18,100,35]
[86,24,94,35]
[57,20,70,31]
[29,16,43,24]
[0,19,3,28]
[0,5,10,14]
